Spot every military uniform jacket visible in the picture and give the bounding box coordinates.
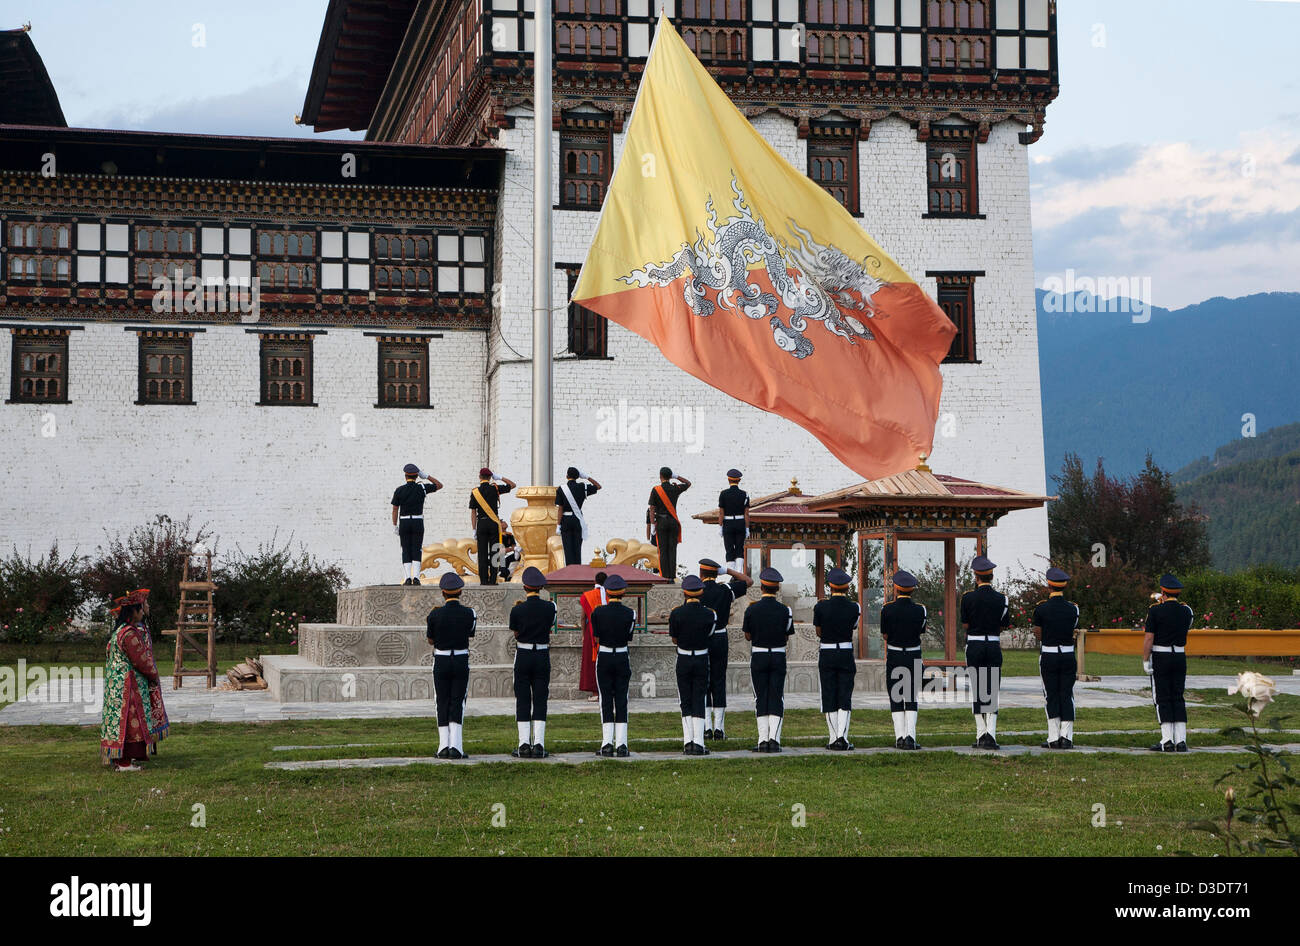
[392,480,439,516]
[649,482,689,518]
[880,596,927,648]
[700,577,748,627]
[1032,595,1080,647]
[669,601,716,650]
[590,602,635,648]
[1144,599,1194,647]
[469,481,511,519]
[813,595,861,645]
[717,486,749,518]
[743,596,795,649]
[961,584,1011,637]
[426,600,477,650]
[555,481,599,512]
[509,595,557,645]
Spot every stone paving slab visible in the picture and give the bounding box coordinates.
[265,742,1297,770]
[4,673,1297,727]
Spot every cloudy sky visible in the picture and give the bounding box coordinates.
[12,0,1300,309]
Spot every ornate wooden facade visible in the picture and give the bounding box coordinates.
[0,127,503,328]
[301,0,1059,149]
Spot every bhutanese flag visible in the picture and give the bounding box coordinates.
[572,15,957,479]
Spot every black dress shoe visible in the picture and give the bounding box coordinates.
[768,742,781,753]
[437,747,451,759]
[684,743,697,755]
[1059,738,1073,749]
[512,743,532,758]
[704,729,713,740]
[696,743,710,756]
[714,731,725,741]
[903,736,918,750]
[895,737,906,750]
[1149,741,1173,752]
[750,742,765,753]
[1174,742,1189,753]
[598,743,615,757]
[1041,739,1060,749]
[531,744,548,759]
[826,739,841,751]
[448,748,463,760]
[615,745,629,757]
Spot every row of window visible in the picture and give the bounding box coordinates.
[6,331,436,408]
[1,223,489,293]
[560,118,977,216]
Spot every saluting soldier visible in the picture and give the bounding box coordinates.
[881,570,926,750]
[426,573,476,759]
[670,574,716,755]
[698,558,754,740]
[648,467,691,583]
[391,464,443,585]
[814,567,860,751]
[509,566,557,758]
[717,468,750,572]
[744,568,795,753]
[1033,567,1080,750]
[470,468,516,585]
[1144,574,1195,752]
[556,467,602,566]
[962,556,1010,749]
[591,574,635,757]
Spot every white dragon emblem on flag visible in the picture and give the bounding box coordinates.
[620,176,888,359]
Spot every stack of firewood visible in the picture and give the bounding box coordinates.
[225,657,267,691]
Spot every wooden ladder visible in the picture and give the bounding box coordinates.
[163,549,217,688]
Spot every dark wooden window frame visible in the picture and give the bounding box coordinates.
[924,127,982,218]
[254,331,317,407]
[136,330,196,406]
[808,121,861,215]
[927,270,982,364]
[558,114,614,212]
[560,264,609,359]
[8,327,71,404]
[375,335,432,409]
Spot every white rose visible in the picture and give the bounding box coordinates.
[1228,671,1278,717]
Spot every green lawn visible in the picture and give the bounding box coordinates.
[1,693,1294,856]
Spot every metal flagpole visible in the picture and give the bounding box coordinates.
[531,0,554,485]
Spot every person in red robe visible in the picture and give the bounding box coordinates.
[578,572,608,700]
[99,588,169,770]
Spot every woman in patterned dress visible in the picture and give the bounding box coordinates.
[100,589,169,771]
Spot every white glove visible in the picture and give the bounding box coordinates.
[718,527,723,537]
[393,525,400,535]
[418,468,430,479]
[1142,659,1152,675]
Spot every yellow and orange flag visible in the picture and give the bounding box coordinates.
[573,16,956,479]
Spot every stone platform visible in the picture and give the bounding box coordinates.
[261,584,886,703]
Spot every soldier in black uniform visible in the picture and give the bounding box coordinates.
[814,567,860,751]
[1032,566,1080,749]
[962,556,1010,749]
[698,558,753,740]
[880,569,926,750]
[555,467,602,566]
[470,467,516,585]
[390,463,443,585]
[744,568,795,753]
[509,567,557,758]
[1144,573,1195,752]
[717,468,750,572]
[669,574,716,755]
[426,572,476,759]
[591,574,635,757]
[648,467,691,582]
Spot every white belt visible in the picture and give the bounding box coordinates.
[677,648,708,656]
[724,515,745,520]
[886,644,920,652]
[598,645,628,653]
[752,646,786,653]
[712,629,728,636]
[400,515,422,519]
[1152,645,1185,653]
[433,648,468,656]
[966,636,998,643]
[822,642,854,650]
[516,642,548,651]
[1041,645,1074,653]
[562,511,576,516]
